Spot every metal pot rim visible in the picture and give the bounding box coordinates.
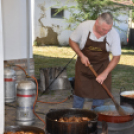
[46,108,98,122]
[94,105,134,115]
[5,126,45,133]
[120,90,134,96]
[94,105,134,123]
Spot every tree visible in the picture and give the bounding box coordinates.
[55,0,133,30]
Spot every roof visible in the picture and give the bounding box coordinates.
[111,0,134,6]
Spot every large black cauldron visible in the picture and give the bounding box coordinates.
[46,109,98,134]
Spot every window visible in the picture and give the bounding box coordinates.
[51,8,64,19]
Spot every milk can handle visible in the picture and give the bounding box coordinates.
[120,87,126,93]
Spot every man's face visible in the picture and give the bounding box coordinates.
[95,20,113,36]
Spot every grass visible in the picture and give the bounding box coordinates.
[33,46,76,77]
[33,46,134,91]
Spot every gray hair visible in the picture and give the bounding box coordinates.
[98,12,113,25]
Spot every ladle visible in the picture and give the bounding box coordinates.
[88,64,126,116]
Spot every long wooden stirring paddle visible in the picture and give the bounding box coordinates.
[88,64,126,116]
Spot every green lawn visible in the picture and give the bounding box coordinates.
[33,46,134,90]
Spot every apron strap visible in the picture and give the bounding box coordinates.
[88,31,91,39]
[106,41,110,46]
[103,36,107,42]
[103,36,110,46]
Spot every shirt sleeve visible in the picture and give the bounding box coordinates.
[69,23,83,44]
[108,29,121,56]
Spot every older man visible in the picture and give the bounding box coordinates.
[69,12,121,109]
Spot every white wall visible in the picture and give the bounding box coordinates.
[34,0,129,46]
[34,0,76,45]
[114,10,129,45]
[0,0,34,132]
[0,0,4,133]
[2,0,33,60]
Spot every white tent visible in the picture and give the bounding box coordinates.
[0,0,34,133]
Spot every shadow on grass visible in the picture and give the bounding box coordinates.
[121,51,134,56]
[121,47,134,55]
[122,45,134,50]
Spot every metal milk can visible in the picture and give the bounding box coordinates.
[4,67,16,102]
[16,79,36,126]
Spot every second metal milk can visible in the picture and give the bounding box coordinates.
[4,67,16,102]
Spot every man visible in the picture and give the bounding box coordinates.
[69,12,121,109]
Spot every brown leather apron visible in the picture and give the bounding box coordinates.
[75,32,111,99]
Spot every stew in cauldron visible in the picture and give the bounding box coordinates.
[4,126,45,134]
[5,132,37,134]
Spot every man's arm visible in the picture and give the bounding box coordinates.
[69,38,90,66]
[96,55,120,84]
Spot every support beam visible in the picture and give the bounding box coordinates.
[0,0,4,133]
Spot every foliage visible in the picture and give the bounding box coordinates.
[54,0,133,30]
[132,10,134,22]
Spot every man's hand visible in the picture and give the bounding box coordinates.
[69,38,90,66]
[96,72,108,84]
[96,56,120,84]
[80,55,90,67]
